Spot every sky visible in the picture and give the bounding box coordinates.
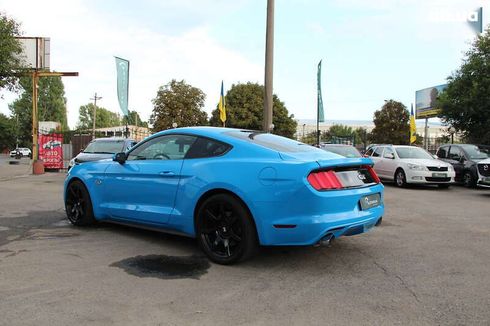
[0,0,488,129]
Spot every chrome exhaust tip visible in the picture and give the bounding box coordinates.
[314,233,335,247]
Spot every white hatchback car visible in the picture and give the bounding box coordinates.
[365,145,455,188]
[477,158,490,187]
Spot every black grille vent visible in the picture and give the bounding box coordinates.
[427,166,448,172]
[425,177,451,182]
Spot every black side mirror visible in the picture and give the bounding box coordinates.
[113,152,127,164]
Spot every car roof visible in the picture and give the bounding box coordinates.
[322,144,355,147]
[152,127,257,142]
[92,137,135,142]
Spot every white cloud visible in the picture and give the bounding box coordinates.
[0,0,262,128]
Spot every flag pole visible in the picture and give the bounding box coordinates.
[316,59,324,147]
[317,105,320,146]
[409,103,412,146]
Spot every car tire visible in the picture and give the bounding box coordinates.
[395,169,407,188]
[196,194,258,265]
[375,217,383,226]
[65,180,96,226]
[463,171,477,188]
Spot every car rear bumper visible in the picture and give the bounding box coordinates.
[253,184,384,246]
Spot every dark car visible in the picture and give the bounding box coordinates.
[436,144,489,187]
[68,138,137,171]
[321,144,362,158]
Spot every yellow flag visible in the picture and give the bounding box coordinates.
[410,106,417,144]
[219,81,226,125]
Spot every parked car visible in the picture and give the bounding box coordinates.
[9,147,32,158]
[68,138,137,171]
[321,144,362,158]
[43,140,62,149]
[366,144,455,188]
[64,127,384,264]
[436,144,489,187]
[476,158,490,187]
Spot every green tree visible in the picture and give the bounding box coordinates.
[125,110,148,127]
[209,82,297,138]
[0,12,24,92]
[150,79,208,132]
[9,76,68,147]
[438,27,490,144]
[370,100,410,145]
[301,130,319,145]
[0,113,16,151]
[354,127,370,149]
[77,103,121,130]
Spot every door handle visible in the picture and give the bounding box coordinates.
[159,171,175,177]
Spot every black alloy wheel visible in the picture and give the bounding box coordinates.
[65,180,95,226]
[196,194,258,265]
[395,169,407,188]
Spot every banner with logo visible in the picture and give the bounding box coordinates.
[39,133,63,169]
[115,56,130,116]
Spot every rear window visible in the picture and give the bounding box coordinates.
[186,137,231,158]
[322,145,361,158]
[225,131,318,153]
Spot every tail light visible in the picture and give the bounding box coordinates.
[307,165,380,191]
[307,170,343,190]
[365,165,380,183]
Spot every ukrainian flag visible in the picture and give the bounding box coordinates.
[219,81,226,125]
[410,105,417,144]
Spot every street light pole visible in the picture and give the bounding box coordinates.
[263,0,274,132]
[90,92,102,139]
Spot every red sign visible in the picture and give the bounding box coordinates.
[39,134,63,169]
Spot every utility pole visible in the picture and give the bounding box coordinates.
[90,92,102,139]
[263,0,274,132]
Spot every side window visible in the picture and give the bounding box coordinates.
[364,148,374,157]
[437,146,448,159]
[372,147,384,157]
[383,147,395,159]
[127,135,197,161]
[185,137,231,159]
[448,146,462,160]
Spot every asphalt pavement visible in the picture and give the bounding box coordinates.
[0,172,489,325]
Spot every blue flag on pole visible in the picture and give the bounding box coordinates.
[115,57,129,116]
[317,60,325,123]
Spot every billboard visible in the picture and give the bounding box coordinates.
[39,133,63,169]
[415,84,447,119]
[15,37,50,70]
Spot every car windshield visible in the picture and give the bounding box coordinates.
[461,145,489,159]
[225,131,319,153]
[395,147,433,159]
[322,145,361,158]
[84,140,125,154]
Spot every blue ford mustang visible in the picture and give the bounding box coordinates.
[64,127,384,264]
